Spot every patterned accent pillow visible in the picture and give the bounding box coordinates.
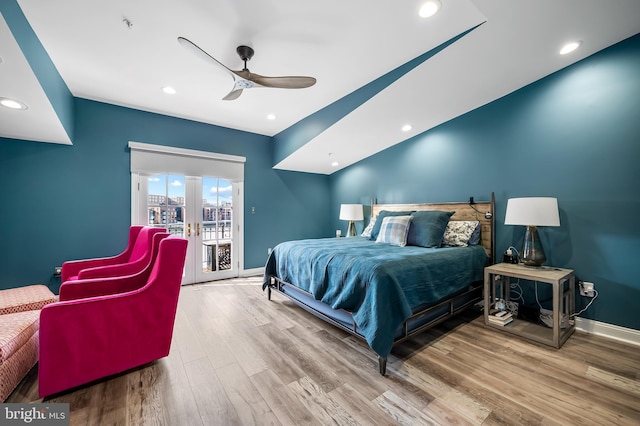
[442,220,481,247]
[361,217,375,238]
[376,216,413,247]
[370,210,414,240]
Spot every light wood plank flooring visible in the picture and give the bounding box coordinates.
[7,276,640,425]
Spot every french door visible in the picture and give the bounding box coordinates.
[132,173,242,285]
[184,175,240,283]
[129,141,245,285]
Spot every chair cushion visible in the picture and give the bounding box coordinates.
[0,310,40,364]
[0,285,57,315]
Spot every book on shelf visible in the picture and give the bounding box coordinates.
[488,316,513,326]
[488,310,513,325]
[489,309,513,318]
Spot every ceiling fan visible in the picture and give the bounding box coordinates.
[177,37,317,100]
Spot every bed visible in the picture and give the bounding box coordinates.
[263,194,495,375]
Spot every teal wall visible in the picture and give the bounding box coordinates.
[330,34,640,330]
[0,98,330,292]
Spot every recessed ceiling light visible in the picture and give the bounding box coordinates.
[266,113,276,120]
[402,124,413,132]
[328,152,339,167]
[162,86,176,95]
[419,0,442,18]
[0,97,28,110]
[560,41,582,55]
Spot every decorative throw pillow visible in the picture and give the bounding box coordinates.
[406,210,454,248]
[361,217,375,238]
[369,210,414,240]
[376,216,413,247]
[442,220,481,247]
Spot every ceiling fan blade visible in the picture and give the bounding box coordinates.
[222,88,243,101]
[177,37,233,74]
[179,38,317,98]
[239,73,317,89]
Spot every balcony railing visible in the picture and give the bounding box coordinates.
[162,221,231,238]
[155,221,232,271]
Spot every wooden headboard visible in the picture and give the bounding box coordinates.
[371,193,495,263]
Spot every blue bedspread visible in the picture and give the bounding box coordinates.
[263,237,488,358]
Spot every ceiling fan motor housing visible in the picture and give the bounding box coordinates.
[237,45,254,62]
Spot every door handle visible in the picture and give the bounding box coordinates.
[187,223,191,237]
[196,223,201,237]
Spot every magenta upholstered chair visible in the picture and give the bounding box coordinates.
[60,226,142,282]
[61,226,167,282]
[38,236,188,397]
[58,232,170,302]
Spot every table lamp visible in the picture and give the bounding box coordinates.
[504,197,560,266]
[339,204,364,237]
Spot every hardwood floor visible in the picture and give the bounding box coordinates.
[7,276,640,425]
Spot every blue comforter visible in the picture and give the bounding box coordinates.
[263,237,487,358]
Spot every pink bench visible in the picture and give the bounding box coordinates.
[0,285,57,401]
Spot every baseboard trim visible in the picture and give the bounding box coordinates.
[240,267,264,277]
[575,317,640,347]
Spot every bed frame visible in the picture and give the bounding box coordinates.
[265,193,495,375]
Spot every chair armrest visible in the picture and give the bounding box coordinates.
[76,256,148,280]
[59,274,146,301]
[61,255,126,281]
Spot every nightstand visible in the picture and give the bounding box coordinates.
[484,263,575,348]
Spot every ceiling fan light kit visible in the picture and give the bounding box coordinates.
[178,37,316,101]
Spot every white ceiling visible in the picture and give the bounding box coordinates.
[2,0,639,173]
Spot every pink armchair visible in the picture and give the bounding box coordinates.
[38,236,188,397]
[58,232,170,302]
[61,226,167,282]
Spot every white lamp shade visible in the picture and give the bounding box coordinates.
[505,197,560,227]
[339,204,364,221]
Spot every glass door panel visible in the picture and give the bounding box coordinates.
[198,177,235,282]
[147,174,185,237]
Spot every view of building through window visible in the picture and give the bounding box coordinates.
[147,174,233,272]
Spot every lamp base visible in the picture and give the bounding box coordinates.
[522,225,546,267]
[346,220,356,237]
